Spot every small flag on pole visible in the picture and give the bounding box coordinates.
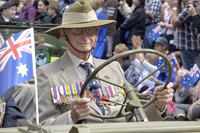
[132,67,142,84]
[179,64,200,90]
[155,58,169,72]
[167,53,178,66]
[147,25,162,42]
[0,28,35,97]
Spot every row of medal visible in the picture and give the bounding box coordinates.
[0,98,6,125]
[51,81,125,106]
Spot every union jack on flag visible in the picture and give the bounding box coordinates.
[0,28,35,96]
[132,67,142,84]
[179,64,200,90]
[167,53,178,66]
[147,25,162,42]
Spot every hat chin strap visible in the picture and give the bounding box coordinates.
[63,29,95,54]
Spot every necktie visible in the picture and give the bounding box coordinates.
[80,63,105,115]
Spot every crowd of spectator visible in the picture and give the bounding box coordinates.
[0,0,200,122]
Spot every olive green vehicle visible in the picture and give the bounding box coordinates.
[1,23,200,133]
[0,22,67,68]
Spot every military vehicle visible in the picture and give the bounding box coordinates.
[0,23,200,133]
[0,22,67,68]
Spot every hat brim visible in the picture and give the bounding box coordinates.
[45,20,116,37]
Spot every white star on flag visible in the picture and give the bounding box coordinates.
[16,63,28,77]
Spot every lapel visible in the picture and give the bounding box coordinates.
[59,52,103,115]
[92,57,112,87]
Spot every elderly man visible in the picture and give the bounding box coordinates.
[36,0,173,125]
[0,2,24,22]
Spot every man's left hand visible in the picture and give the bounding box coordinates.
[153,83,174,110]
[189,4,198,16]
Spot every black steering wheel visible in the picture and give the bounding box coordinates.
[79,49,172,122]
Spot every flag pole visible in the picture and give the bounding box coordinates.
[31,28,39,125]
[173,53,180,70]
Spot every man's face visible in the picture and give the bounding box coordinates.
[3,6,16,20]
[21,0,29,6]
[47,8,54,17]
[64,27,98,54]
[154,43,166,54]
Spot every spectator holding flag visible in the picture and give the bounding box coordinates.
[174,81,200,121]
[149,69,192,115]
[142,0,162,49]
[173,64,200,121]
[153,37,177,83]
[129,36,160,93]
[119,0,146,50]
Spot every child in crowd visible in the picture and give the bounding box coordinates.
[149,69,192,114]
[129,36,160,93]
[113,43,131,71]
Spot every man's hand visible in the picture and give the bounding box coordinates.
[188,103,197,117]
[71,97,90,123]
[189,4,198,16]
[157,21,165,27]
[131,36,143,49]
[149,76,158,83]
[153,83,174,110]
[119,0,126,8]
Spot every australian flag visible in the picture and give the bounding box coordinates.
[179,64,200,90]
[0,28,35,96]
[167,53,178,66]
[132,67,142,84]
[147,25,162,42]
[142,87,154,95]
[155,58,169,72]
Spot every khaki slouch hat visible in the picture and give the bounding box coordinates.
[45,0,116,37]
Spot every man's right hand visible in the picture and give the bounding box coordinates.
[131,36,143,49]
[71,97,90,123]
[119,0,126,8]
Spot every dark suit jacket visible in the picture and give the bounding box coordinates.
[0,14,27,23]
[0,87,27,128]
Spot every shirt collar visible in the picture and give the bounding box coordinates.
[67,49,94,68]
[2,14,10,22]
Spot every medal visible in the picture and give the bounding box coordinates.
[74,95,79,99]
[118,95,124,104]
[57,99,62,106]
[99,100,105,106]
[0,98,6,125]
[62,95,69,105]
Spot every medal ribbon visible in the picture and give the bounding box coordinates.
[75,83,80,96]
[109,86,114,97]
[69,84,74,98]
[105,87,111,98]
[63,85,67,96]
[102,87,107,98]
[53,87,57,99]
[58,86,63,100]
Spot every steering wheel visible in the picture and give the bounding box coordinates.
[79,49,172,121]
